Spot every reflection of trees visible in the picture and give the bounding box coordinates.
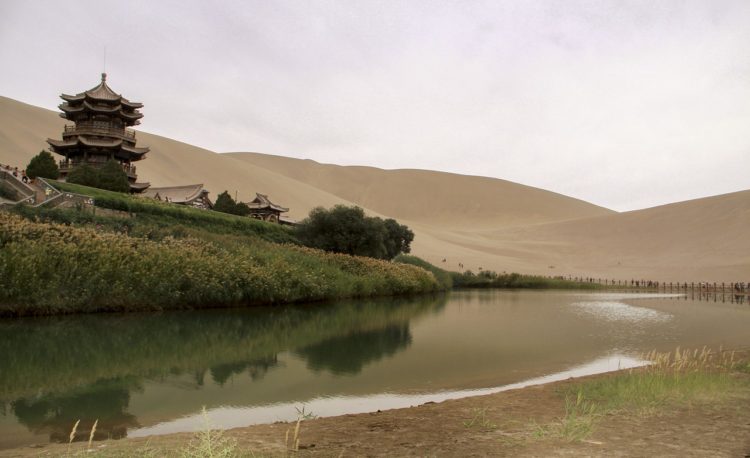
[0,293,446,442]
[295,324,412,375]
[209,355,278,386]
[12,378,140,443]
[0,294,445,401]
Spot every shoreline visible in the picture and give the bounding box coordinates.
[127,353,647,439]
[4,350,749,457]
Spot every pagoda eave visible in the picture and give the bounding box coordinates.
[129,181,151,193]
[47,137,149,159]
[121,144,149,156]
[121,100,143,109]
[61,93,84,102]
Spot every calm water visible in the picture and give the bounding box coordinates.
[1,289,749,449]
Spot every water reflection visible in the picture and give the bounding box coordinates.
[295,324,412,375]
[209,356,279,386]
[0,289,748,449]
[0,294,443,446]
[12,378,140,443]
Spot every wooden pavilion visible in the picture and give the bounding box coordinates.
[47,73,150,192]
[247,193,289,223]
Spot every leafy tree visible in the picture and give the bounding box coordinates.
[213,191,238,214]
[96,160,130,193]
[66,161,130,193]
[296,205,413,260]
[66,164,100,188]
[213,191,254,216]
[25,150,59,180]
[383,218,414,259]
[234,201,251,217]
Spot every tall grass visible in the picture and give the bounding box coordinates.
[394,254,453,289]
[394,255,601,290]
[539,347,750,442]
[0,214,442,316]
[574,347,744,413]
[451,270,602,289]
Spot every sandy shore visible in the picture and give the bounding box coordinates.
[4,358,749,458]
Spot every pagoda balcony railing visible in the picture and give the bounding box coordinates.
[63,124,136,141]
[59,160,137,179]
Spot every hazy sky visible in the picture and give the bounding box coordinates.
[1,0,748,211]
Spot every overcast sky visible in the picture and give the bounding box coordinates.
[1,0,748,211]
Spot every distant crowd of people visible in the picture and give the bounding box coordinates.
[0,163,29,183]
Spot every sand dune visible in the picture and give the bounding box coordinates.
[414,191,750,282]
[226,152,613,229]
[1,95,747,282]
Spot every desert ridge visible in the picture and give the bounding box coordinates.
[1,95,748,282]
[225,152,614,229]
[407,189,750,282]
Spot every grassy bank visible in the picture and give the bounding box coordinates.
[40,180,297,244]
[0,213,441,316]
[394,254,601,290]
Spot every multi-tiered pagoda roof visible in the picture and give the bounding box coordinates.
[47,73,150,192]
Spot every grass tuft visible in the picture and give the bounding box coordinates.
[180,407,238,458]
[462,407,497,430]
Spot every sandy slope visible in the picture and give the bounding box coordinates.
[1,96,748,282]
[226,152,613,229]
[414,190,750,282]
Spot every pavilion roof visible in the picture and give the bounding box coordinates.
[247,193,289,213]
[142,184,209,204]
[59,74,144,125]
[61,73,141,104]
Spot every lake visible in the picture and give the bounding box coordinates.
[1,289,748,449]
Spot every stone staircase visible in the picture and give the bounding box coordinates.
[0,170,77,210]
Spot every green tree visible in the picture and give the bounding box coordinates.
[96,160,130,193]
[25,150,59,180]
[296,205,413,260]
[213,191,253,216]
[213,191,238,215]
[383,218,414,259]
[66,164,99,188]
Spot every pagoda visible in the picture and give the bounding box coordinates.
[47,73,150,192]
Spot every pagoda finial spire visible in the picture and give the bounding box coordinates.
[101,72,107,82]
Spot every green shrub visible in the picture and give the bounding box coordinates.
[394,254,453,289]
[296,205,413,260]
[97,160,130,193]
[25,150,59,180]
[213,190,250,216]
[66,160,129,193]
